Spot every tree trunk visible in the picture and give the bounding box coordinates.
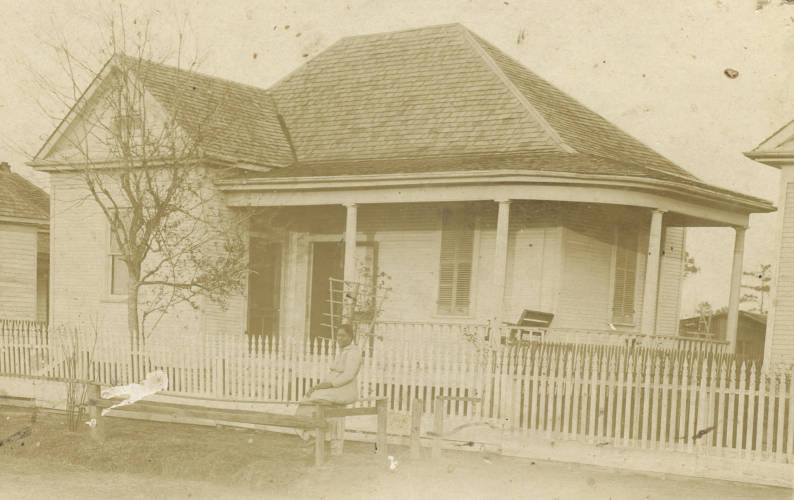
[127,261,142,352]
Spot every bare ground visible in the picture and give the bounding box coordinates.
[0,405,788,500]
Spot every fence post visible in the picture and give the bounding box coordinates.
[86,382,104,442]
[696,358,709,450]
[411,398,423,459]
[432,395,443,458]
[377,397,388,456]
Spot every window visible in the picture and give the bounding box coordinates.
[437,208,475,316]
[108,210,130,296]
[612,226,638,324]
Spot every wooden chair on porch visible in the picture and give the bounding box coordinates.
[504,309,554,344]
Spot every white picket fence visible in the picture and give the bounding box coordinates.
[0,320,784,460]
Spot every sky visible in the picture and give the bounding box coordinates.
[1,0,792,316]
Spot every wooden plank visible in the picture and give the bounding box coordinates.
[90,399,327,430]
[746,364,757,458]
[324,406,379,418]
[776,372,785,461]
[737,363,748,455]
[787,372,794,460]
[640,357,652,448]
[755,368,767,457]
[432,395,443,458]
[315,405,326,466]
[410,398,422,459]
[726,362,736,451]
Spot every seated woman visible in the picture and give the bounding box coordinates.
[296,323,362,451]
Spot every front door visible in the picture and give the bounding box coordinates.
[247,239,282,339]
[309,241,345,341]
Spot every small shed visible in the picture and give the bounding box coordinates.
[679,310,766,361]
[0,162,50,321]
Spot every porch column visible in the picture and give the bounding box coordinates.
[492,199,511,346]
[641,209,665,335]
[343,203,358,322]
[726,226,747,353]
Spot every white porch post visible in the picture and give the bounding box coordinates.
[641,209,665,336]
[343,203,358,322]
[726,226,747,353]
[491,199,511,347]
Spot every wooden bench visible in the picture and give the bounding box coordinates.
[84,384,387,466]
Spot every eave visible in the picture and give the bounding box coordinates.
[217,169,774,227]
[743,151,794,169]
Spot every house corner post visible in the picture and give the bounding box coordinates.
[641,209,665,336]
[343,203,358,324]
[726,225,747,353]
[492,199,511,348]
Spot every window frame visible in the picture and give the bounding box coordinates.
[106,208,131,298]
[609,224,642,327]
[434,206,478,318]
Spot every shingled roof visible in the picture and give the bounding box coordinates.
[118,55,295,168]
[269,23,699,183]
[0,163,49,222]
[31,24,774,212]
[33,54,295,169]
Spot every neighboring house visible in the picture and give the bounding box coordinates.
[747,119,794,366]
[31,24,774,349]
[0,162,49,322]
[679,311,766,361]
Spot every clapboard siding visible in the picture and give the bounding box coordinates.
[555,205,651,332]
[50,172,207,345]
[555,205,614,329]
[655,226,685,336]
[771,182,794,364]
[0,223,37,319]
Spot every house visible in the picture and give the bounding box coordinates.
[0,162,50,322]
[679,310,766,361]
[746,120,794,366]
[30,24,774,350]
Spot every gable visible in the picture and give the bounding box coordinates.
[751,119,794,154]
[40,69,176,165]
[34,55,295,170]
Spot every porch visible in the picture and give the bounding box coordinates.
[230,194,751,353]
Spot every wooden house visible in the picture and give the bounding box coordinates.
[0,162,49,322]
[31,24,773,349]
[746,119,794,366]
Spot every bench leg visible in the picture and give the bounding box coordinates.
[376,398,387,455]
[314,406,326,466]
[329,417,345,456]
[87,383,104,442]
[315,425,326,466]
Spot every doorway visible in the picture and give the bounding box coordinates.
[309,241,345,341]
[247,239,282,339]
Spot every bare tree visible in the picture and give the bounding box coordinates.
[741,264,772,314]
[30,10,254,347]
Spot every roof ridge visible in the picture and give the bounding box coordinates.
[748,117,794,153]
[456,25,575,154]
[337,23,465,41]
[117,53,272,96]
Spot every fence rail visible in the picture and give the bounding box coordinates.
[0,320,780,465]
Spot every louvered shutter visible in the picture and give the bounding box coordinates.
[612,228,638,324]
[437,209,474,315]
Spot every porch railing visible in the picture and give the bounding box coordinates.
[372,320,729,355]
